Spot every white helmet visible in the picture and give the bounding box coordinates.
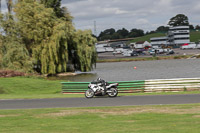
[97,78,102,81]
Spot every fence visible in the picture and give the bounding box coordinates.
[61,78,200,94]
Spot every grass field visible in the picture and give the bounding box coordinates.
[0,77,83,99]
[190,31,200,42]
[0,104,200,133]
[131,32,166,42]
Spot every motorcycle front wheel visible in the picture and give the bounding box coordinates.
[107,87,118,97]
[85,89,95,98]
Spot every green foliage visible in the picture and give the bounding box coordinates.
[0,0,97,74]
[40,0,64,18]
[14,1,73,74]
[98,28,144,41]
[156,26,169,32]
[0,14,33,72]
[73,30,97,72]
[168,14,189,26]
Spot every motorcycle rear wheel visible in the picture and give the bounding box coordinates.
[85,89,95,98]
[107,87,118,97]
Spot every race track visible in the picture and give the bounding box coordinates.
[1,94,200,109]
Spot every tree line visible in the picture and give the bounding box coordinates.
[0,0,97,74]
[97,14,200,41]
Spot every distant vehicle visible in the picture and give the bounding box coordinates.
[196,44,200,49]
[181,43,196,49]
[156,48,164,54]
[149,49,155,55]
[152,46,159,49]
[148,48,166,55]
[104,47,114,52]
[113,48,124,54]
[122,49,139,57]
[96,47,106,53]
[131,51,139,56]
[166,49,175,55]
[122,49,133,56]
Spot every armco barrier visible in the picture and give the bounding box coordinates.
[145,78,200,92]
[61,78,200,94]
[61,80,145,94]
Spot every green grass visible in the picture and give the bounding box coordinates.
[190,31,200,42]
[130,31,200,43]
[0,77,61,94]
[0,104,200,133]
[0,77,83,99]
[131,32,166,42]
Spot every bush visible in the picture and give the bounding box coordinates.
[0,70,25,77]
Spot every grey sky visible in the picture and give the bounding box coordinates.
[62,0,200,35]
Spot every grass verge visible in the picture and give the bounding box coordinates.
[0,77,81,99]
[0,104,200,133]
[97,55,194,63]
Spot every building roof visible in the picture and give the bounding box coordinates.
[136,41,145,44]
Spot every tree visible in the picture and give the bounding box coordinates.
[117,28,129,38]
[129,28,144,37]
[6,0,12,13]
[40,0,65,18]
[156,26,169,32]
[168,14,189,26]
[14,1,72,74]
[98,28,115,41]
[189,24,194,30]
[195,25,200,30]
[72,30,97,72]
[12,0,96,74]
[0,14,32,72]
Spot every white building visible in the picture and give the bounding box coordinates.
[150,26,190,47]
[150,36,168,46]
[168,26,190,46]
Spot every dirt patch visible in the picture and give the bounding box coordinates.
[193,115,200,118]
[0,70,25,77]
[41,106,200,117]
[0,114,20,117]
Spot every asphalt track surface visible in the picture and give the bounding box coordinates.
[1,94,200,110]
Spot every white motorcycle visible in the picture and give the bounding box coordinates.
[85,78,118,98]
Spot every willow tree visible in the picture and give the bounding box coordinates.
[0,33,3,67]
[40,0,64,18]
[14,0,75,74]
[72,30,97,72]
[6,0,12,13]
[0,14,32,72]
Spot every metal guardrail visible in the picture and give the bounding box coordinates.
[145,78,200,92]
[61,80,145,94]
[61,78,200,94]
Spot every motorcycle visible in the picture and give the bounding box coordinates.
[85,78,119,98]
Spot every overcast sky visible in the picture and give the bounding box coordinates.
[62,0,200,35]
[1,0,200,35]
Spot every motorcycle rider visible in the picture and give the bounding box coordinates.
[97,78,107,94]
